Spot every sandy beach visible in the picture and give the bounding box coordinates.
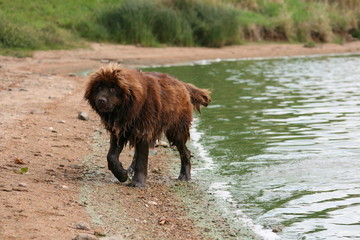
[1,41,360,240]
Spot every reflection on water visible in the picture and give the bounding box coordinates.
[146,55,360,239]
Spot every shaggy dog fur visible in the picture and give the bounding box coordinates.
[84,64,211,187]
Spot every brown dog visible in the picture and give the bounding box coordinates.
[84,64,211,187]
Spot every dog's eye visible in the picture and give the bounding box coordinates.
[109,88,116,93]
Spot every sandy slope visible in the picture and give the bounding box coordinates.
[1,42,360,240]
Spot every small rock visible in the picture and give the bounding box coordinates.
[18,183,27,187]
[76,222,91,230]
[58,120,66,124]
[78,112,89,121]
[100,235,124,240]
[70,164,82,169]
[14,158,26,165]
[228,230,237,237]
[72,233,97,240]
[151,168,161,174]
[147,201,158,206]
[1,187,13,192]
[48,127,57,133]
[30,109,45,114]
[94,227,106,237]
[271,225,284,233]
[158,217,168,225]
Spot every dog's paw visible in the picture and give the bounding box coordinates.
[178,174,191,181]
[127,181,146,188]
[116,172,128,182]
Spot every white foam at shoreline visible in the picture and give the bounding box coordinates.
[190,117,280,240]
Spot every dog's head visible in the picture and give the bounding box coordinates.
[84,64,139,113]
[91,83,120,113]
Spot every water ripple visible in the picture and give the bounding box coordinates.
[148,55,360,240]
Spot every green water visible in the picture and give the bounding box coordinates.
[145,55,360,240]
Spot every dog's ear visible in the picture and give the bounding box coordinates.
[112,68,132,97]
[84,75,97,101]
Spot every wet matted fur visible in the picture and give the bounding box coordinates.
[84,64,211,187]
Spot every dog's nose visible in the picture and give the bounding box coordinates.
[97,97,107,105]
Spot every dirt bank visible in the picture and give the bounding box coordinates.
[1,42,360,240]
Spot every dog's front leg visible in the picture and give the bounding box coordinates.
[107,133,128,182]
[128,140,149,187]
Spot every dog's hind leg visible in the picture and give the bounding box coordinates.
[128,140,149,187]
[166,128,192,181]
[175,142,192,181]
[107,133,128,182]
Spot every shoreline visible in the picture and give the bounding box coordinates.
[1,42,360,240]
[27,41,360,73]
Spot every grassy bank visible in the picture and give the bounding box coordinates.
[0,0,359,55]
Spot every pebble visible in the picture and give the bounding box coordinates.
[228,230,237,237]
[30,109,45,114]
[70,164,82,169]
[147,201,158,205]
[100,235,124,240]
[0,187,13,192]
[76,222,91,230]
[72,233,97,240]
[271,225,284,233]
[58,120,66,124]
[18,183,27,187]
[158,217,168,225]
[48,127,57,133]
[14,158,26,165]
[151,168,161,174]
[94,227,106,237]
[78,112,89,121]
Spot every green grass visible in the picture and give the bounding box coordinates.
[0,0,121,55]
[229,0,360,43]
[0,0,359,56]
[76,0,240,47]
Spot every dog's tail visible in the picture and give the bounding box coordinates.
[185,83,211,112]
